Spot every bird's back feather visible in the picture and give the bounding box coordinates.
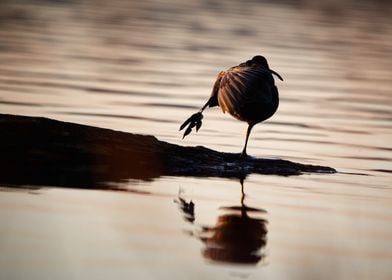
[215,65,279,124]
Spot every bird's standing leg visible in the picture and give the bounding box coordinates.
[241,124,254,157]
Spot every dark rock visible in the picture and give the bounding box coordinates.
[0,114,336,189]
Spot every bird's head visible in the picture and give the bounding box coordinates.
[251,55,269,68]
[251,55,284,81]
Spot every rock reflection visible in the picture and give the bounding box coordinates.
[176,180,268,265]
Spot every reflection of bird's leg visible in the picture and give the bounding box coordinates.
[240,177,246,217]
[240,178,245,203]
[175,190,195,223]
[241,124,254,157]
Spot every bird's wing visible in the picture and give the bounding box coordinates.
[217,66,273,115]
[206,71,225,108]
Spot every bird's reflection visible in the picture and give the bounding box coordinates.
[175,179,268,265]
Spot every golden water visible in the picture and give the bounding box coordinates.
[0,0,391,279]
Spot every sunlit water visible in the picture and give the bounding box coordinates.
[0,0,392,279]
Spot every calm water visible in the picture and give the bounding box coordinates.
[0,0,392,279]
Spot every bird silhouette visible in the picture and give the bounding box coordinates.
[180,55,283,157]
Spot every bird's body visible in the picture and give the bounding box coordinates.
[213,61,279,124]
[180,55,283,157]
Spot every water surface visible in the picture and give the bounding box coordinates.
[0,0,391,279]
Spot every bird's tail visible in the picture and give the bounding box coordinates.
[179,112,203,139]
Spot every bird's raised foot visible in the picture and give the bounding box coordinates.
[179,112,203,139]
